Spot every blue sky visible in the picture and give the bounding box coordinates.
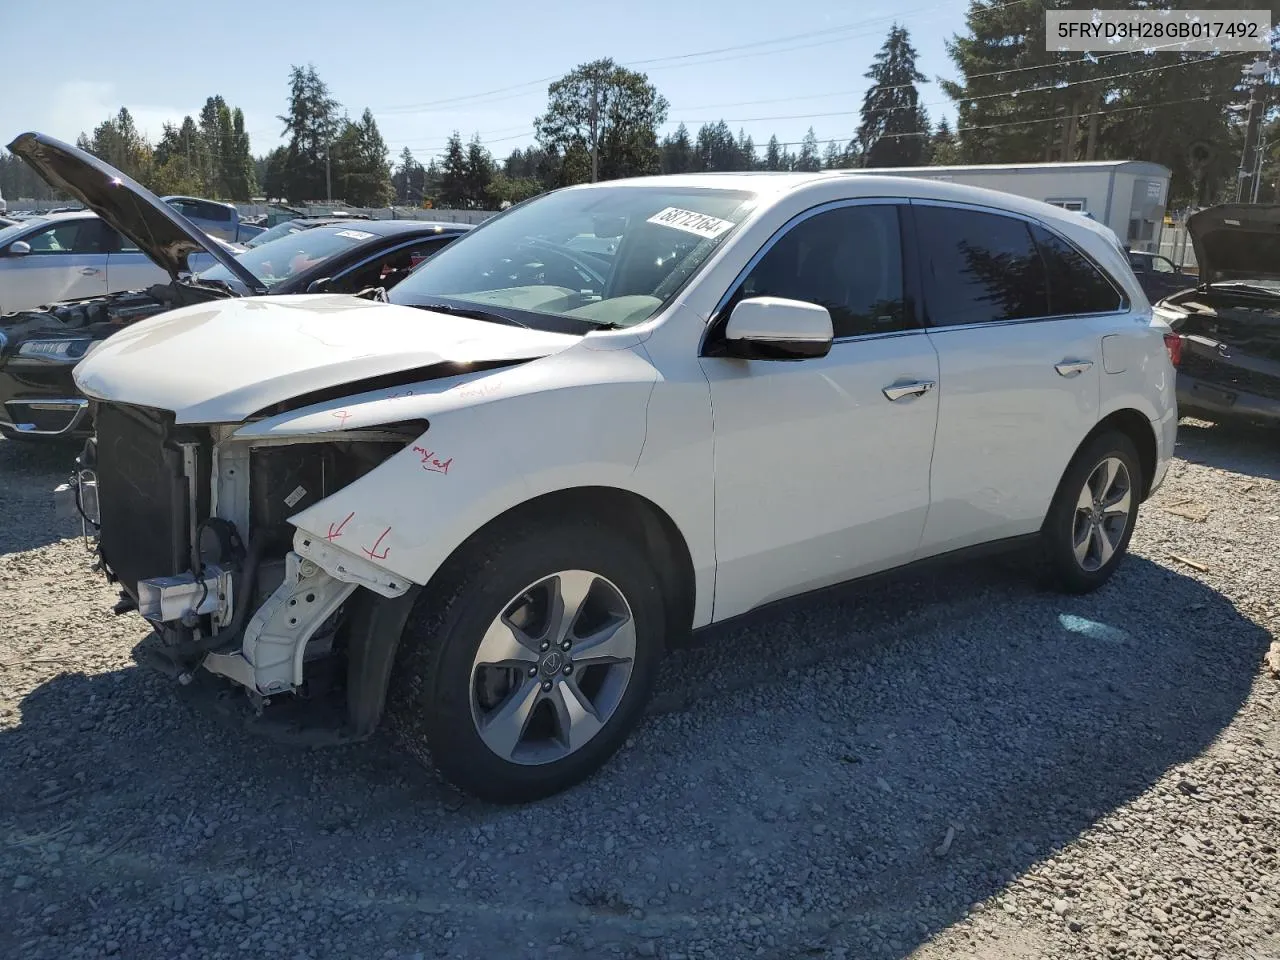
[0,0,969,167]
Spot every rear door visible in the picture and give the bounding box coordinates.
[0,218,110,310]
[913,201,1122,556]
[104,229,170,293]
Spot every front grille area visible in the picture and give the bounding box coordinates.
[94,403,191,598]
[1181,352,1280,402]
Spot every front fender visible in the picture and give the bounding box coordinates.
[284,347,660,591]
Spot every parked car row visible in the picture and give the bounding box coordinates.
[7,129,1270,807]
[0,135,470,439]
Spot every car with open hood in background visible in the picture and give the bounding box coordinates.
[0,209,239,315]
[56,168,1176,804]
[0,132,471,441]
[1154,204,1280,427]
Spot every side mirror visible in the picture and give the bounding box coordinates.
[722,296,833,360]
[306,277,331,294]
[7,240,31,256]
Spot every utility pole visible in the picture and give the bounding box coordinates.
[590,77,599,183]
[1236,57,1270,203]
[325,139,332,204]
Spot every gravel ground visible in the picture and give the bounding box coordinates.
[2,419,1279,960]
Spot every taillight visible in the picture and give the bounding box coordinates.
[1163,333,1182,367]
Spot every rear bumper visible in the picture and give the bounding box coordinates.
[1148,403,1177,498]
[1176,374,1280,424]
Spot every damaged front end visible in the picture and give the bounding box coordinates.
[62,399,423,732]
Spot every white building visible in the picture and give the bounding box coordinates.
[851,160,1172,254]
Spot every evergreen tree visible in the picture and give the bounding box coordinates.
[929,118,960,166]
[278,64,340,203]
[858,24,930,167]
[464,134,495,208]
[660,123,696,174]
[764,135,784,171]
[439,132,469,208]
[795,127,822,171]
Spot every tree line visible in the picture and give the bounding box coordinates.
[2,9,1275,211]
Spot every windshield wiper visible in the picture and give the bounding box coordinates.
[408,301,531,328]
[1211,282,1280,297]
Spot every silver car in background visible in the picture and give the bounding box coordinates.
[0,212,234,314]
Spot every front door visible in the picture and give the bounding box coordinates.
[699,201,940,621]
[1,218,111,310]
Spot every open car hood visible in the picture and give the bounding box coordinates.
[5,132,266,294]
[72,294,580,424]
[1186,203,1280,288]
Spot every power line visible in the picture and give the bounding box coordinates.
[668,51,1254,127]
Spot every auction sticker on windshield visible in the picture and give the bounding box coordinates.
[335,229,375,241]
[646,207,736,240]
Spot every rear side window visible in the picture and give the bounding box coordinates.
[1032,224,1125,315]
[915,206,1049,326]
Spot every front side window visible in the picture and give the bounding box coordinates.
[388,185,757,331]
[726,204,910,338]
[1031,224,1125,315]
[22,219,111,255]
[916,205,1049,326]
[329,236,455,294]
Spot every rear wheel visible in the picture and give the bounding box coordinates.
[388,518,664,804]
[1041,430,1143,594]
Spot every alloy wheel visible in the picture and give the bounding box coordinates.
[469,570,636,765]
[1072,456,1133,573]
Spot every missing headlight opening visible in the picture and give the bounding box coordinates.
[87,400,421,707]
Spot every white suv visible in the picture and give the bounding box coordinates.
[65,170,1177,803]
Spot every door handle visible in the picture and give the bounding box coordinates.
[80,267,101,276]
[1054,360,1093,378]
[882,380,936,401]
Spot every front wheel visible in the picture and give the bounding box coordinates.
[388,518,665,804]
[1041,430,1144,594]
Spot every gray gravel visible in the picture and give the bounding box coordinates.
[2,418,1280,960]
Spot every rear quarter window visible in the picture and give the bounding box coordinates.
[1031,224,1126,315]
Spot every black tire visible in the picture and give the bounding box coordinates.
[1040,430,1144,594]
[387,516,665,804]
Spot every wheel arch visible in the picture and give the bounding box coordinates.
[1091,408,1158,500]
[342,484,696,736]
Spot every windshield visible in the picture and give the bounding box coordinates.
[198,224,380,290]
[387,185,757,330]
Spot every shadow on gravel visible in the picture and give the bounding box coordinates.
[1176,417,1280,482]
[0,552,1268,960]
[0,436,80,553]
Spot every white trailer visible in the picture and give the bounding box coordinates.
[852,160,1172,254]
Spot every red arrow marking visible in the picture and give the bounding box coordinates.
[325,512,354,542]
[361,526,392,561]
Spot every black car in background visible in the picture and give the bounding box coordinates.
[1155,204,1280,427]
[0,132,470,441]
[1127,249,1197,302]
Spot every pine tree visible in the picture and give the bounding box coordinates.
[464,134,495,208]
[858,24,930,167]
[439,132,469,208]
[278,64,340,203]
[795,127,822,171]
[764,136,783,171]
[660,123,696,174]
